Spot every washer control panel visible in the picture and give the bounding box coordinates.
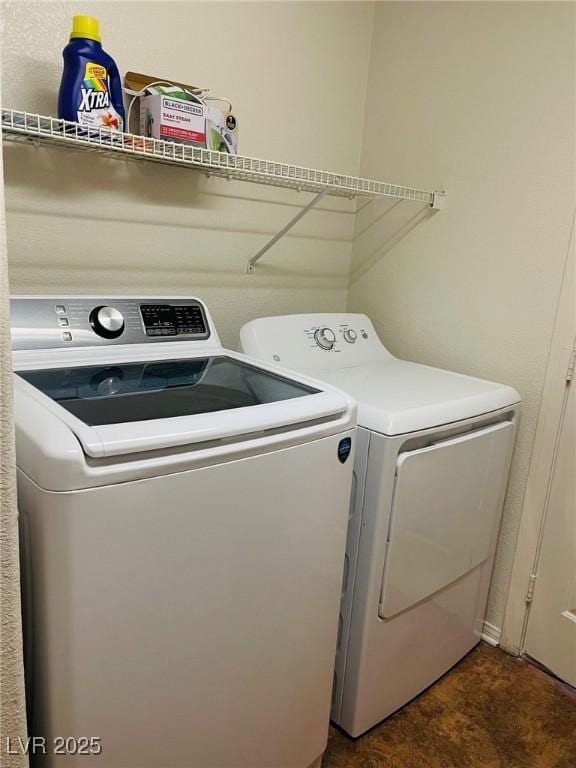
[10,297,212,350]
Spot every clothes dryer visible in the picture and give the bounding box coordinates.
[240,313,521,737]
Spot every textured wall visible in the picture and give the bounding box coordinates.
[0,72,28,765]
[348,1,575,632]
[1,0,374,347]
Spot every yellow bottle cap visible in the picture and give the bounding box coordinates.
[70,15,101,43]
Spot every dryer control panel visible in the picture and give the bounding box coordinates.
[240,313,394,374]
[10,297,213,350]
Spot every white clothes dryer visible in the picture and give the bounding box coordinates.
[240,313,521,737]
[12,296,357,768]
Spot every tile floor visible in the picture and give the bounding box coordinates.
[324,643,576,768]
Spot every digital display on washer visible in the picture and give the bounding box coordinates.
[140,304,208,338]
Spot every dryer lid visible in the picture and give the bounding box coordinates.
[319,359,521,435]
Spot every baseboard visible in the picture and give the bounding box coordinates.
[481,621,502,647]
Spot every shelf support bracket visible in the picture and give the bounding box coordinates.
[247,186,331,273]
[431,190,447,210]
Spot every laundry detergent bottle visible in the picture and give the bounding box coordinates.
[58,15,125,130]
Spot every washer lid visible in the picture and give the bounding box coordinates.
[318,359,521,435]
[14,352,352,458]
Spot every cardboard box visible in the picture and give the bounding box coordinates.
[140,94,207,145]
[127,72,238,154]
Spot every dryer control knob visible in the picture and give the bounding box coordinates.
[343,329,357,343]
[314,327,336,350]
[90,306,125,339]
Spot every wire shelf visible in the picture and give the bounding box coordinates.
[1,109,444,206]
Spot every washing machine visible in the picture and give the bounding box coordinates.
[11,296,357,768]
[240,313,521,737]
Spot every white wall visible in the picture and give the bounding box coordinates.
[1,0,374,346]
[348,1,575,631]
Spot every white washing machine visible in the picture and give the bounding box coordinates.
[12,296,357,768]
[240,313,521,737]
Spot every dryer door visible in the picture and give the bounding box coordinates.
[379,420,515,619]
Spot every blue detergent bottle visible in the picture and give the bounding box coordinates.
[58,15,125,131]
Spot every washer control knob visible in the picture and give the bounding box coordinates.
[90,306,125,339]
[314,327,336,350]
[343,328,357,344]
